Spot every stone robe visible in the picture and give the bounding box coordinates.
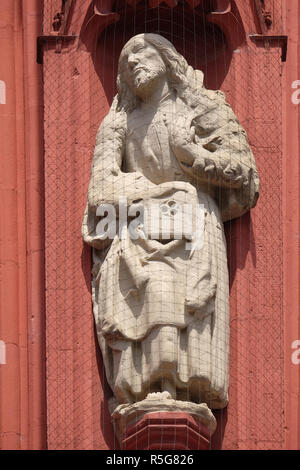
[82,90,259,409]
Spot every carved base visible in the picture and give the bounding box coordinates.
[111,392,217,450]
[121,412,214,450]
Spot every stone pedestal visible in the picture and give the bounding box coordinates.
[111,392,217,450]
[122,412,212,450]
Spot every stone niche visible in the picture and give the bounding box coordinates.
[81,3,259,447]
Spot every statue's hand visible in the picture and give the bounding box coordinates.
[146,181,197,201]
[193,153,248,188]
[167,113,223,175]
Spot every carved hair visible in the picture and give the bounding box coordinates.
[116,33,205,113]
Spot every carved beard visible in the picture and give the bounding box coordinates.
[131,65,166,93]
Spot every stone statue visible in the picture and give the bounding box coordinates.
[82,33,259,438]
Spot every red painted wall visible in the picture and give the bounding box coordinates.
[0,0,299,450]
[0,0,46,450]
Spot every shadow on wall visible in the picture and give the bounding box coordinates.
[211,407,228,449]
[225,212,257,290]
[94,325,119,450]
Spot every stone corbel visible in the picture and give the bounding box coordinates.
[251,0,287,62]
[253,0,272,33]
[37,0,77,63]
[51,0,76,36]
[249,34,288,62]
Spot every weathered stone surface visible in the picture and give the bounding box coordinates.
[82,34,259,418]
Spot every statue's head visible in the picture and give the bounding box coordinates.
[117,33,190,111]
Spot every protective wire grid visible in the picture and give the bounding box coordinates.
[43,0,284,449]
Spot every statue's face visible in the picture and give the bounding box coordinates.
[119,37,167,96]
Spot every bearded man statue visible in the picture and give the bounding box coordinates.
[82,33,259,438]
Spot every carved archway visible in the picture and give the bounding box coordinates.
[79,0,246,55]
[76,0,247,92]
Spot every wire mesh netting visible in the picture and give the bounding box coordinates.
[43,0,284,449]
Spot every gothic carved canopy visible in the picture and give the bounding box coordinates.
[39,1,286,64]
[78,0,243,53]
